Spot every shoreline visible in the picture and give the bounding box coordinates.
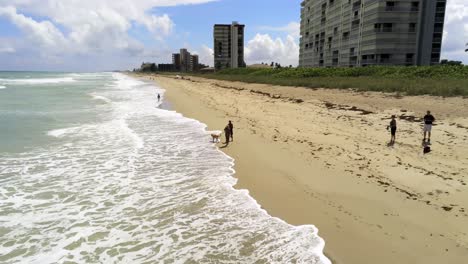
[153,74,335,262]
[137,73,468,264]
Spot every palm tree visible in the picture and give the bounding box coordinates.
[465,42,468,52]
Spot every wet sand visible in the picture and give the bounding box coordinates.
[139,74,468,264]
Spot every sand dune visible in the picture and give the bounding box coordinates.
[141,74,468,264]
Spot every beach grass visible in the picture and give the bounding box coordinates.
[164,66,468,97]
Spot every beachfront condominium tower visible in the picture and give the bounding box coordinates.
[214,22,246,70]
[172,49,200,72]
[299,0,447,67]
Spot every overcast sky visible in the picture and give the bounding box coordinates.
[0,0,466,71]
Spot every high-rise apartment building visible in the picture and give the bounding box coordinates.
[191,55,199,71]
[214,22,246,70]
[172,53,181,71]
[172,49,201,72]
[179,48,191,72]
[299,0,447,67]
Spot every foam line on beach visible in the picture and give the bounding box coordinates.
[0,77,76,84]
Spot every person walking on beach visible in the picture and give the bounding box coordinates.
[224,125,231,145]
[157,93,161,102]
[388,115,397,145]
[423,111,435,143]
[228,121,234,142]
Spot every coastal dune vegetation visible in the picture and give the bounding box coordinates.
[192,66,468,97]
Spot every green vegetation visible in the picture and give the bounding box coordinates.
[191,66,468,97]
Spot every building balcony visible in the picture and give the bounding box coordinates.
[362,28,417,35]
[382,6,419,12]
[435,17,445,23]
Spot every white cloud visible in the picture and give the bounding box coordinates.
[245,34,299,67]
[0,46,16,54]
[441,0,468,63]
[196,45,214,66]
[258,22,300,38]
[0,0,216,62]
[142,14,174,36]
[0,6,67,51]
[246,21,300,66]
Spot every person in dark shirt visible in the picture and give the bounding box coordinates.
[157,93,161,102]
[228,121,234,142]
[388,115,397,144]
[224,125,230,145]
[423,111,435,142]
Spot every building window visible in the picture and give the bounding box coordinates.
[334,27,338,34]
[406,53,414,63]
[374,23,382,32]
[386,1,395,11]
[409,23,416,32]
[382,23,393,32]
[380,54,391,63]
[411,2,419,11]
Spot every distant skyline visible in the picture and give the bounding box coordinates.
[0,0,467,71]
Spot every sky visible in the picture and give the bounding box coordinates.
[0,0,466,71]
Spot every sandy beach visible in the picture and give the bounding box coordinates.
[139,74,468,264]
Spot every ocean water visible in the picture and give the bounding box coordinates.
[0,72,330,263]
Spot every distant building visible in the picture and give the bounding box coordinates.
[179,49,192,72]
[139,63,156,72]
[214,21,245,70]
[299,0,447,67]
[191,54,199,71]
[172,53,181,71]
[171,49,203,72]
[158,64,176,72]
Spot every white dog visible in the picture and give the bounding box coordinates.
[208,131,222,143]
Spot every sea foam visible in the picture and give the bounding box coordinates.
[0,77,76,84]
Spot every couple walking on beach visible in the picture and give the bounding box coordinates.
[388,111,435,152]
[224,121,234,145]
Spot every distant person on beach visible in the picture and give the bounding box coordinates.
[423,111,435,143]
[228,121,234,142]
[157,93,161,102]
[387,115,397,144]
[224,125,231,145]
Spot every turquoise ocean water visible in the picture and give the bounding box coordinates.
[0,72,330,263]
